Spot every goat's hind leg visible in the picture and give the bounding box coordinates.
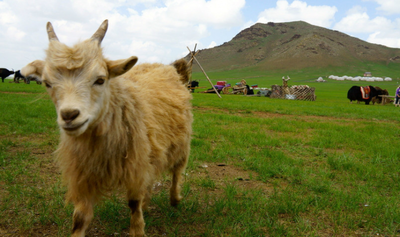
[169,148,189,207]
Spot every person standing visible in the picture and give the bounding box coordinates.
[396,86,400,107]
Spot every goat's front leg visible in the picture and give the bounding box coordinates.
[127,190,146,237]
[71,200,94,237]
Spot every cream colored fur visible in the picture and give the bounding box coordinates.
[28,20,192,237]
[20,60,45,82]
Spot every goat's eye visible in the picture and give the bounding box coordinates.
[94,78,105,85]
[44,82,52,89]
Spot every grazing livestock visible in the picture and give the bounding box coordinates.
[347,86,382,105]
[0,68,14,82]
[29,20,193,237]
[13,70,26,83]
[188,80,199,92]
[26,76,42,84]
[371,86,390,105]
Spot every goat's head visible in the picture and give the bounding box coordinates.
[34,20,138,136]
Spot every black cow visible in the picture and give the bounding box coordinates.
[188,80,199,92]
[13,70,26,83]
[0,68,14,83]
[347,86,382,105]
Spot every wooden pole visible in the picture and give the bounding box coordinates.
[187,44,196,83]
[187,46,221,98]
[187,50,199,67]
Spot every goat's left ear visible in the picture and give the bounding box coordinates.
[21,60,45,78]
[106,56,138,78]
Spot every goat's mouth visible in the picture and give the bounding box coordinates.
[62,119,89,132]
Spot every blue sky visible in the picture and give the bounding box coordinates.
[0,0,400,70]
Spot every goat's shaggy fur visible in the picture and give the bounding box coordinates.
[28,20,192,237]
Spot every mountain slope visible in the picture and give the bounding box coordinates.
[187,21,400,72]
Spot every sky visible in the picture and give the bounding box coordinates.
[1,0,400,71]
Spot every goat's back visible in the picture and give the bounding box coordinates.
[121,62,193,172]
[125,62,191,107]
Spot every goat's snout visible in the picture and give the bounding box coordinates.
[61,109,80,123]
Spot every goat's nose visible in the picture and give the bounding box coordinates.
[61,109,80,123]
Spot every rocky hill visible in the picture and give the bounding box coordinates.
[187,21,400,72]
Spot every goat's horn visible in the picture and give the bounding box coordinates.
[91,19,108,44]
[47,22,59,41]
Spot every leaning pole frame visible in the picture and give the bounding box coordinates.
[187,45,221,98]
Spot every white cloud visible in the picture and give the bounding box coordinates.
[0,0,245,70]
[372,0,400,15]
[334,6,392,33]
[207,41,217,48]
[6,27,26,41]
[257,0,337,28]
[164,0,245,28]
[0,2,18,25]
[346,5,367,15]
[334,6,400,48]
[368,31,400,48]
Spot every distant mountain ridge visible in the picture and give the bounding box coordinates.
[186,21,400,72]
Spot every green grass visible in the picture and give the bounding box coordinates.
[0,78,46,93]
[1,76,400,236]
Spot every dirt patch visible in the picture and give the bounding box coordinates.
[192,162,274,195]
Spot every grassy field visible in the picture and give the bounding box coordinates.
[1,73,400,236]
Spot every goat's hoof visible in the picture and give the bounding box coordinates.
[170,199,180,207]
[129,231,146,237]
[170,196,182,207]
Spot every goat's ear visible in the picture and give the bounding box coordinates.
[21,60,45,78]
[107,56,138,78]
